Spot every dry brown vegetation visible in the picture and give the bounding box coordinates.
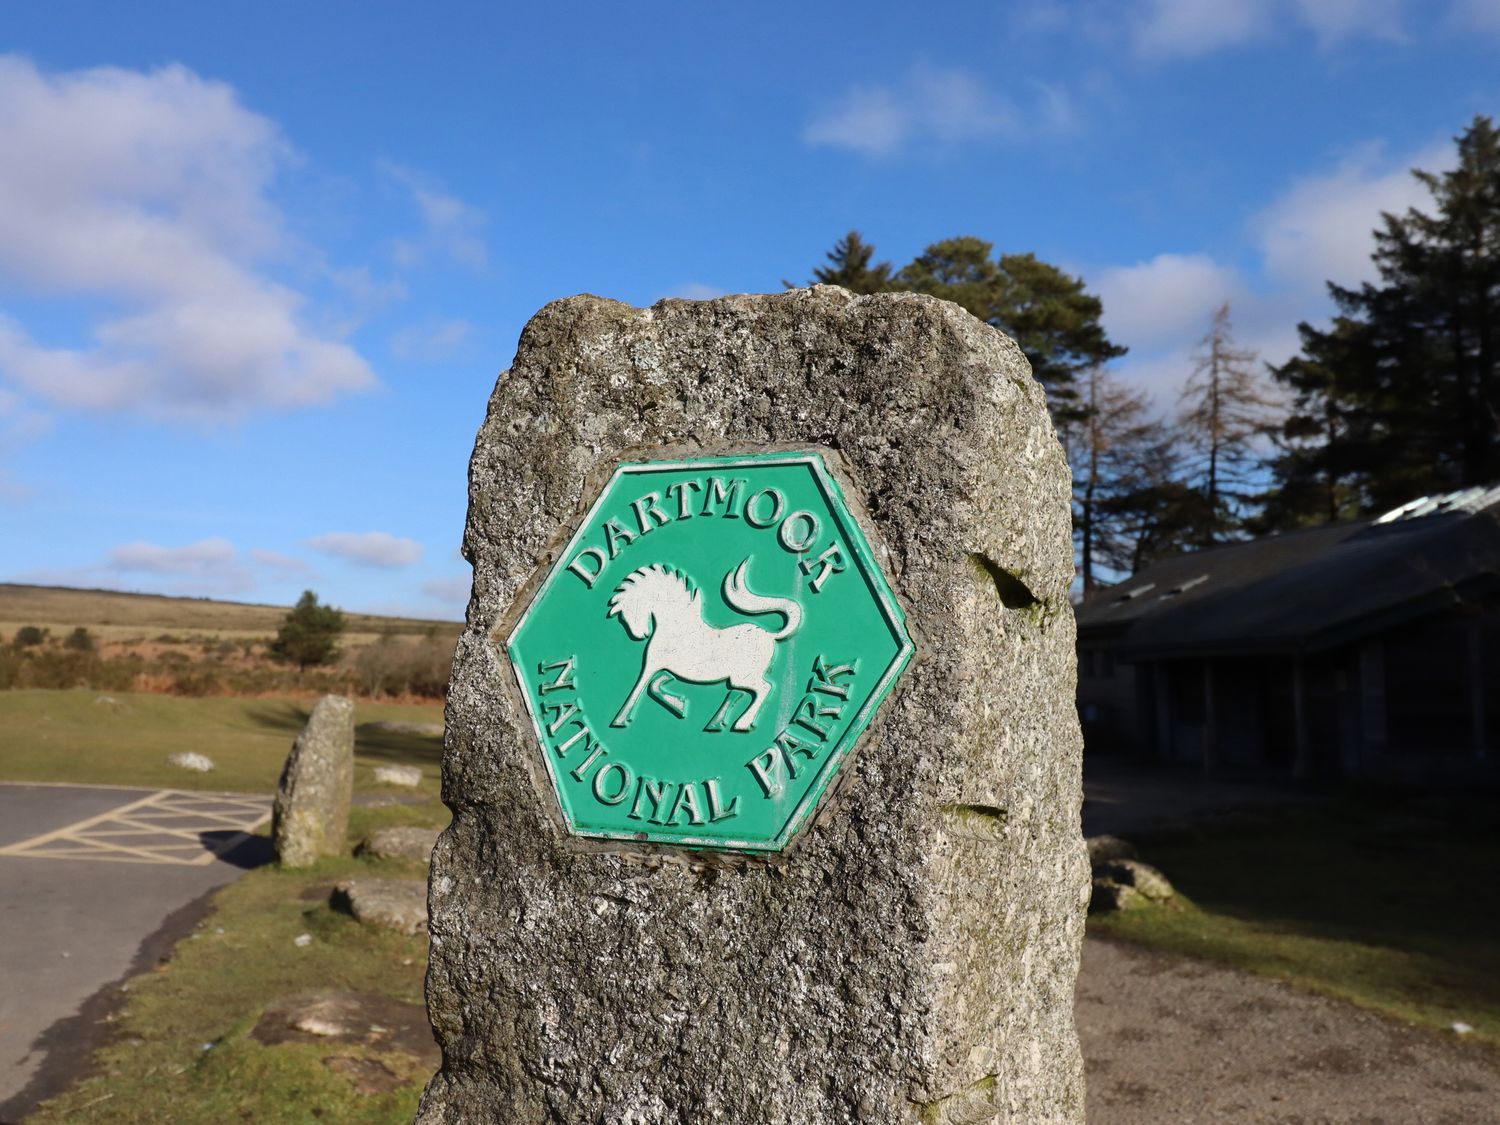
[0,584,462,700]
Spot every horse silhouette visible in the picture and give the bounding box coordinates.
[606,559,801,732]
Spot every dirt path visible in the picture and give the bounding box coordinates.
[1076,936,1500,1123]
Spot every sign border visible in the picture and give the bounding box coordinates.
[505,449,915,853]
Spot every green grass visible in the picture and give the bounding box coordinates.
[28,824,446,1123]
[1090,793,1500,1048]
[0,689,444,793]
[3,688,451,1121]
[20,700,451,1125]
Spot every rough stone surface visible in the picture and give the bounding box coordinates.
[166,751,214,773]
[419,288,1088,1123]
[358,825,442,863]
[1089,877,1144,914]
[1098,859,1174,902]
[332,878,428,934]
[1085,834,1136,866]
[252,991,438,1066]
[373,764,423,788]
[272,695,355,868]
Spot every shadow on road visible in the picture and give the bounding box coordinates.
[201,830,275,870]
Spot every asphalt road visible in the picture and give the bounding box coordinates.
[0,783,271,1121]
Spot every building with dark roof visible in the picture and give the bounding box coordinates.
[1075,486,1500,785]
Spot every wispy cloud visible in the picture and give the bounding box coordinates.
[110,536,236,574]
[249,547,311,575]
[105,536,254,594]
[0,387,51,451]
[383,162,489,272]
[1253,140,1446,292]
[307,530,423,568]
[422,575,471,611]
[1096,134,1445,401]
[1132,0,1407,57]
[1095,254,1248,354]
[658,282,726,302]
[1133,0,1270,55]
[803,65,1070,157]
[0,56,377,425]
[1451,0,1500,31]
[390,317,475,362]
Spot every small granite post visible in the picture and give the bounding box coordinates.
[272,694,355,868]
[420,288,1088,1123]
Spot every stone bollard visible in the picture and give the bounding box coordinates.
[419,287,1088,1123]
[272,694,355,868]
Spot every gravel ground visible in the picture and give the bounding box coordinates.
[1076,936,1500,1124]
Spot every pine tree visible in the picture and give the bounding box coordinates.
[895,238,1126,426]
[1178,302,1279,543]
[1068,365,1170,591]
[800,231,893,294]
[270,590,346,672]
[1099,444,1216,575]
[1264,115,1500,524]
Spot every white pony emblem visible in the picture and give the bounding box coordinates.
[606,559,801,732]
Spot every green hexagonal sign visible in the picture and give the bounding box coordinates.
[506,450,914,853]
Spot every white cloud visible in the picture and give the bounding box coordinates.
[390,318,475,362]
[383,162,489,272]
[1132,0,1406,56]
[1107,305,1303,404]
[0,387,51,451]
[1451,0,1500,31]
[249,547,310,574]
[422,575,471,609]
[1253,140,1447,293]
[1095,253,1247,354]
[102,536,254,594]
[110,536,236,575]
[804,65,1065,157]
[12,536,256,595]
[307,531,423,568]
[0,56,377,424]
[1095,133,1449,404]
[1135,0,1270,56]
[1294,0,1406,43]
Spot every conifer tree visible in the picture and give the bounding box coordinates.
[270,590,346,672]
[1178,302,1279,543]
[807,230,892,293]
[1069,365,1169,591]
[1264,115,1500,524]
[895,237,1126,426]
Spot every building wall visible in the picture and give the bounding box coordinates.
[1077,644,1140,755]
[1078,601,1500,787]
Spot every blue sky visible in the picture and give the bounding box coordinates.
[0,1,1496,618]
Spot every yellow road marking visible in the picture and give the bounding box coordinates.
[0,789,272,866]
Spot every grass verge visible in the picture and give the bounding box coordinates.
[0,689,444,793]
[1089,792,1500,1048]
[27,792,448,1124]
